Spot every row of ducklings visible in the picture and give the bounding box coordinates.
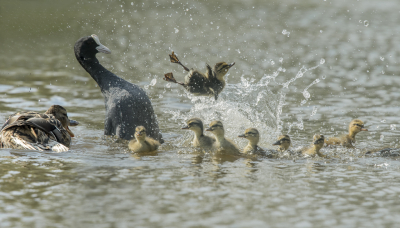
[128,118,368,156]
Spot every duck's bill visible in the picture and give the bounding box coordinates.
[91,34,111,54]
[66,126,75,137]
[205,128,213,132]
[228,62,235,68]
[272,140,281,145]
[238,134,246,138]
[96,44,111,54]
[69,119,79,126]
[181,125,190,130]
[361,128,368,131]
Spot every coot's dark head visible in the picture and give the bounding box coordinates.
[74,34,111,60]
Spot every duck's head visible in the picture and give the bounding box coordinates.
[238,128,260,145]
[214,62,235,79]
[205,120,224,137]
[349,119,368,136]
[135,126,147,141]
[74,34,111,60]
[313,134,325,149]
[45,105,79,137]
[272,135,291,151]
[182,118,204,134]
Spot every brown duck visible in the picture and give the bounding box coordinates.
[0,105,78,152]
[163,51,235,100]
[238,128,266,155]
[128,126,160,153]
[325,119,368,148]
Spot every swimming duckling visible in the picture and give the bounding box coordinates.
[325,119,368,148]
[238,128,266,155]
[163,51,235,100]
[0,105,79,152]
[302,134,325,157]
[182,118,215,149]
[128,126,160,153]
[205,120,240,154]
[272,135,291,152]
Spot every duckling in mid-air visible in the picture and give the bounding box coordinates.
[128,126,160,153]
[206,120,240,155]
[325,119,368,148]
[163,51,235,100]
[302,134,325,157]
[272,135,291,152]
[238,128,266,155]
[182,118,215,149]
[0,105,79,152]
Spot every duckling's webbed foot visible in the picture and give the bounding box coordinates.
[163,73,185,86]
[163,72,177,83]
[169,51,190,72]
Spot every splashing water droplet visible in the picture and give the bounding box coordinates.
[364,20,369,27]
[380,135,384,141]
[320,30,323,33]
[390,124,396,130]
[311,106,318,116]
[321,75,326,79]
[150,79,157,86]
[382,70,385,74]
[303,91,310,99]
[282,29,290,37]
[380,56,385,61]
[359,20,362,23]
[270,60,275,65]
[320,58,325,64]
[279,57,283,63]
[174,28,179,33]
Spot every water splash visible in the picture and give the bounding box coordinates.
[166,59,325,148]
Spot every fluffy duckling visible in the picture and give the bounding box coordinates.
[163,51,235,100]
[302,134,325,157]
[272,135,291,152]
[325,119,368,148]
[206,120,240,154]
[0,105,79,152]
[182,118,215,148]
[128,126,160,153]
[238,128,266,155]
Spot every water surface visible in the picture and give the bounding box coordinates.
[1,0,400,227]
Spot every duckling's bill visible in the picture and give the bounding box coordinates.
[272,140,281,145]
[238,134,246,138]
[181,125,190,130]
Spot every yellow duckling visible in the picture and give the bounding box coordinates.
[302,134,325,157]
[205,120,240,154]
[238,128,266,155]
[128,126,160,153]
[163,51,235,100]
[272,135,291,152]
[325,119,368,148]
[0,105,78,152]
[182,118,215,148]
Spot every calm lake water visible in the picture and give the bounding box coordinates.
[1,0,400,227]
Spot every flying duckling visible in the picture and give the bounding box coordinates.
[205,120,240,155]
[238,128,266,155]
[272,135,291,152]
[163,51,235,100]
[0,105,79,152]
[302,134,326,157]
[128,126,160,153]
[182,118,215,149]
[325,119,368,148]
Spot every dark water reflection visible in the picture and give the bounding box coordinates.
[1,0,400,227]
